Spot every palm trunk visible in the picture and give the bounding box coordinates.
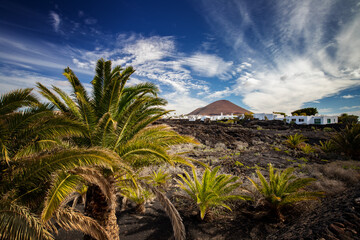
[84,177,119,240]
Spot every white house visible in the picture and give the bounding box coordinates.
[310,115,338,125]
[253,113,283,121]
[285,115,338,125]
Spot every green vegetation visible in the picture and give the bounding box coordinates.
[0,59,193,240]
[285,133,307,149]
[243,112,254,120]
[338,113,359,125]
[235,161,244,167]
[319,140,335,153]
[119,175,153,214]
[148,168,171,188]
[176,166,249,220]
[291,107,318,116]
[0,88,117,240]
[248,164,324,221]
[323,127,333,132]
[273,146,282,152]
[300,144,315,154]
[331,124,360,160]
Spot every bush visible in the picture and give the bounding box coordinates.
[338,113,359,125]
[318,140,335,153]
[291,107,318,116]
[176,166,250,220]
[300,144,315,154]
[285,133,307,149]
[323,127,333,132]
[331,124,360,160]
[248,164,324,221]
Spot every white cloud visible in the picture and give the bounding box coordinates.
[340,105,360,110]
[204,87,232,100]
[183,53,233,79]
[72,58,92,69]
[318,108,333,114]
[236,58,358,114]
[342,94,358,99]
[49,11,61,32]
[163,92,208,115]
[199,0,360,114]
[122,36,175,65]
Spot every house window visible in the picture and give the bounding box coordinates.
[314,119,321,124]
[327,119,331,124]
[299,119,304,122]
[291,119,296,122]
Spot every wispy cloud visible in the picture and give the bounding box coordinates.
[342,94,359,99]
[183,53,233,80]
[0,31,228,113]
[49,11,61,32]
[198,0,360,114]
[340,105,360,110]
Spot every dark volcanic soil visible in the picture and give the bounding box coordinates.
[57,120,360,240]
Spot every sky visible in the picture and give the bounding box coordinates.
[0,0,360,116]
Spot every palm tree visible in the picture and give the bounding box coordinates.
[176,166,250,220]
[285,133,307,149]
[248,164,324,221]
[38,59,194,240]
[331,123,360,160]
[0,89,120,240]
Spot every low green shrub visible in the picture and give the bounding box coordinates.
[285,133,307,149]
[301,144,315,154]
[176,167,250,220]
[248,164,324,221]
[323,127,333,132]
[331,124,360,160]
[319,140,335,153]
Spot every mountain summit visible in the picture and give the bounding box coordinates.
[188,100,251,115]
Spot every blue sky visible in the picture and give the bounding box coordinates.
[0,0,360,116]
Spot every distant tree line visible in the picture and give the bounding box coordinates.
[291,107,318,116]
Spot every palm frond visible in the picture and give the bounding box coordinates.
[0,88,39,116]
[42,171,83,221]
[51,207,109,240]
[141,182,185,240]
[21,148,121,186]
[0,202,54,240]
[69,167,113,206]
[36,83,68,112]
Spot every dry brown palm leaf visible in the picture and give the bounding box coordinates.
[141,182,186,240]
[51,206,110,240]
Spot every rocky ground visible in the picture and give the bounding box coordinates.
[57,119,360,240]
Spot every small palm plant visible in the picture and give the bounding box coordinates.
[318,140,335,153]
[149,168,171,188]
[176,166,249,220]
[331,124,360,160]
[300,144,314,154]
[248,164,323,221]
[121,183,153,214]
[285,133,307,149]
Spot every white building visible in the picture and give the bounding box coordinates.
[285,115,338,125]
[188,113,238,122]
[253,113,283,121]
